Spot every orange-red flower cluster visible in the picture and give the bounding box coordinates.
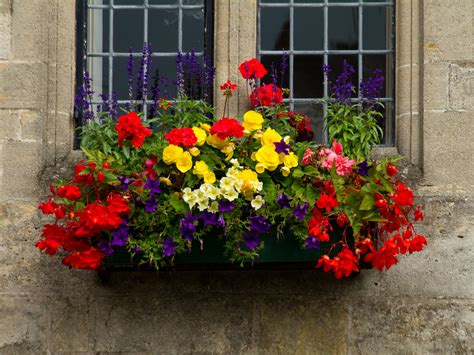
[115,112,152,147]
[210,118,244,140]
[164,127,197,147]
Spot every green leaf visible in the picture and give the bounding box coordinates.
[360,193,375,211]
[122,144,130,160]
[170,192,188,213]
[292,169,304,178]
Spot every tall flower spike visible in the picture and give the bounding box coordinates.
[330,60,355,105]
[360,68,384,108]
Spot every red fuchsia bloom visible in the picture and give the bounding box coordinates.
[57,185,81,201]
[302,148,315,165]
[165,127,197,147]
[239,58,268,79]
[336,212,349,227]
[62,247,104,270]
[316,248,359,279]
[210,117,244,140]
[220,80,238,96]
[249,84,283,108]
[115,112,152,148]
[320,140,356,176]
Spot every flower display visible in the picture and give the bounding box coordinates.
[38,48,426,278]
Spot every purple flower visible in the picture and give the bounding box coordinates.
[144,196,158,213]
[357,160,370,177]
[243,231,260,250]
[118,176,131,191]
[274,139,291,155]
[248,215,271,234]
[294,202,309,221]
[277,193,292,209]
[279,51,288,86]
[133,246,142,254]
[180,212,197,240]
[328,60,355,105]
[111,221,129,247]
[98,240,114,256]
[75,71,95,124]
[322,64,331,75]
[216,214,226,228]
[163,237,177,257]
[144,178,161,196]
[99,92,112,119]
[218,200,235,213]
[135,196,144,208]
[304,236,321,249]
[199,211,218,227]
[360,68,384,107]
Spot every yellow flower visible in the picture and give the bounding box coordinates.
[281,166,291,177]
[203,171,216,184]
[283,152,298,168]
[193,160,209,176]
[221,143,235,160]
[261,128,282,147]
[189,147,201,157]
[163,144,184,165]
[236,169,259,193]
[255,163,266,174]
[207,134,227,149]
[253,130,264,140]
[242,110,264,132]
[159,177,172,186]
[176,151,193,173]
[255,145,281,171]
[192,127,207,146]
[200,123,211,132]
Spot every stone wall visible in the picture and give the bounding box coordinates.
[0,0,473,353]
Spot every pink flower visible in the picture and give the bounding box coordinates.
[320,140,355,176]
[302,148,315,165]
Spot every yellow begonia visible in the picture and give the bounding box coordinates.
[176,151,193,173]
[203,171,216,184]
[193,160,209,176]
[163,144,184,165]
[283,152,298,168]
[242,110,264,132]
[255,163,265,174]
[192,127,207,146]
[221,143,235,160]
[261,128,282,147]
[200,123,211,132]
[207,134,227,149]
[281,166,291,177]
[189,147,200,156]
[236,169,259,193]
[255,145,281,171]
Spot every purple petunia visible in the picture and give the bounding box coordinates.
[243,230,260,250]
[277,193,292,209]
[218,199,235,213]
[144,178,161,196]
[180,212,197,240]
[294,202,309,221]
[357,160,370,177]
[111,221,129,247]
[274,139,291,155]
[144,196,158,213]
[248,215,272,234]
[118,175,131,191]
[98,240,114,256]
[304,236,321,249]
[200,211,218,227]
[163,237,177,257]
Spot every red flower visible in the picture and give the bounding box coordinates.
[35,224,69,255]
[316,248,359,278]
[386,163,398,177]
[316,193,339,213]
[336,213,349,227]
[210,118,244,140]
[414,206,424,221]
[279,111,314,142]
[220,80,238,96]
[249,84,283,108]
[392,181,414,207]
[164,127,197,147]
[57,185,81,201]
[39,200,58,215]
[62,248,104,270]
[409,235,427,253]
[308,208,330,242]
[115,112,152,148]
[364,238,399,271]
[239,58,268,79]
[73,163,95,185]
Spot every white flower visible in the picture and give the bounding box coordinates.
[197,196,209,211]
[230,158,240,168]
[207,185,220,200]
[250,181,263,192]
[222,187,239,201]
[182,188,198,209]
[220,176,237,190]
[251,195,265,210]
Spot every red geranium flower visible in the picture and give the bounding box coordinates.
[164,127,197,147]
[239,58,268,79]
[220,80,238,96]
[210,118,244,140]
[115,112,152,148]
[57,185,81,201]
[249,84,283,108]
[316,193,339,213]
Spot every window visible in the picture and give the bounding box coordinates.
[258,0,395,144]
[76,0,213,119]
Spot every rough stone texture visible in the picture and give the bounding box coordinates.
[0,0,473,354]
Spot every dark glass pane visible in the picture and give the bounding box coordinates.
[87,57,109,102]
[154,56,178,99]
[260,7,290,50]
[294,8,324,50]
[114,0,144,5]
[328,7,358,50]
[328,0,354,2]
[149,0,178,4]
[261,0,289,3]
[293,102,324,143]
[327,55,358,98]
[87,9,109,53]
[295,0,323,3]
[183,8,204,51]
[293,55,324,98]
[183,0,204,4]
[364,0,392,3]
[362,54,392,98]
[149,9,179,52]
[363,6,390,50]
[113,56,141,100]
[260,55,289,89]
[114,10,144,52]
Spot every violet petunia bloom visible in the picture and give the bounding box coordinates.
[243,231,260,250]
[277,193,292,209]
[180,212,197,240]
[304,236,321,249]
[118,175,131,191]
[248,215,272,234]
[274,139,291,155]
[294,202,309,221]
[133,246,142,254]
[200,211,218,227]
[357,160,370,177]
[218,199,235,213]
[216,214,226,229]
[111,221,129,247]
[98,240,114,256]
[144,178,161,196]
[163,237,177,257]
[144,196,158,213]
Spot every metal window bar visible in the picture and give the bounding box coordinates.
[257,0,395,145]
